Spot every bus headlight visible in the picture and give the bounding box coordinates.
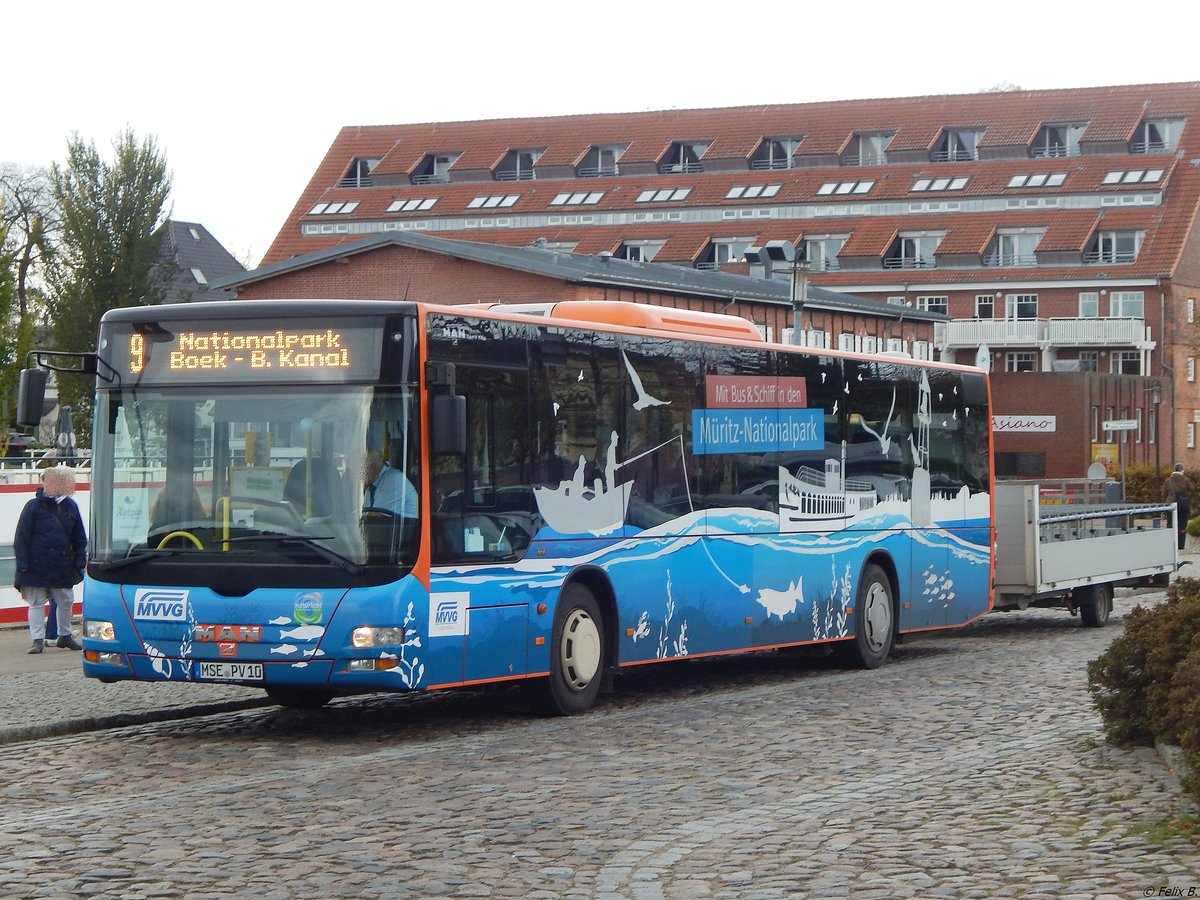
[84,619,116,641]
[351,626,405,648]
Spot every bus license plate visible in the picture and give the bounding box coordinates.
[196,661,263,681]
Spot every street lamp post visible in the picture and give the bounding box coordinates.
[1151,379,1162,495]
[791,260,810,346]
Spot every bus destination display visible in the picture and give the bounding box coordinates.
[108,322,383,384]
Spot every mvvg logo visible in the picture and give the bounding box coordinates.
[429,593,468,637]
[133,588,190,622]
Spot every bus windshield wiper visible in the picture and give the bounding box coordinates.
[101,548,193,573]
[221,534,365,574]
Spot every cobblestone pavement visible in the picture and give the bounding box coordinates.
[0,584,1197,898]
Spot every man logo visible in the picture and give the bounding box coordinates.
[133,588,189,622]
[429,592,469,638]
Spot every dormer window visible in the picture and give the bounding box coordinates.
[932,128,982,162]
[577,144,626,177]
[659,141,709,174]
[843,133,892,166]
[798,235,846,272]
[751,138,802,170]
[985,229,1044,267]
[340,157,379,188]
[697,236,754,270]
[494,149,542,182]
[1031,124,1084,158]
[413,152,459,185]
[1085,230,1142,264]
[1131,119,1183,154]
[884,233,942,269]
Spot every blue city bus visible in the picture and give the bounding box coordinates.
[61,298,992,713]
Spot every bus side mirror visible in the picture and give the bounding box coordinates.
[16,368,47,427]
[431,395,466,455]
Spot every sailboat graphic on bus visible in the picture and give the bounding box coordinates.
[533,431,632,536]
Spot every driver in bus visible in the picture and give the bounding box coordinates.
[363,449,418,518]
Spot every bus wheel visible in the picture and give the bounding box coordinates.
[530,584,605,716]
[836,564,894,669]
[265,685,334,709]
[1079,583,1113,628]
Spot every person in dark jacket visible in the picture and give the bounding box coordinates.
[14,466,86,653]
[1163,463,1194,551]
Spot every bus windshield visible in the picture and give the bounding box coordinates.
[89,385,420,579]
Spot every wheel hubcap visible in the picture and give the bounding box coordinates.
[561,609,601,691]
[862,582,891,652]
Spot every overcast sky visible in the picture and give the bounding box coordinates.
[4,0,1197,269]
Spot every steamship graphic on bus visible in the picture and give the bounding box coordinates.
[778,455,878,532]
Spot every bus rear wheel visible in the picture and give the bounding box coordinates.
[835,564,895,669]
[265,685,334,709]
[530,584,605,716]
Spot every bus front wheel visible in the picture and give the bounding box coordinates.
[835,564,895,669]
[530,584,605,716]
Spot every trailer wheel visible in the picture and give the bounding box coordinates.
[529,583,605,716]
[1079,583,1113,628]
[835,564,895,669]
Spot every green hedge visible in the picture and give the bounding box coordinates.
[1120,464,1200,507]
[1087,578,1200,801]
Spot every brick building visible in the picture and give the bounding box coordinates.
[240,82,1200,478]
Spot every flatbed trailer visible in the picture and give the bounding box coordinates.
[993,479,1178,627]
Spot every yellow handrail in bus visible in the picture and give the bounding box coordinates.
[216,496,231,551]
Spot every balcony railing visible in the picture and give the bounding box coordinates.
[1130,140,1170,154]
[1029,145,1076,159]
[929,149,978,163]
[659,161,704,174]
[1083,250,1137,264]
[883,257,936,269]
[936,316,1148,349]
[412,173,451,185]
[494,170,535,182]
[577,165,618,178]
[337,176,373,189]
[841,152,888,167]
[751,158,791,170]
[982,252,1039,268]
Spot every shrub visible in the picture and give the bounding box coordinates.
[1087,578,1200,802]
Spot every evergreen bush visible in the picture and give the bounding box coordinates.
[1087,578,1200,802]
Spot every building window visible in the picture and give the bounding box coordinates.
[190,268,207,285]
[340,157,380,188]
[1005,294,1038,320]
[975,295,994,318]
[1078,292,1099,318]
[697,237,754,270]
[577,144,625,177]
[800,235,846,271]
[1005,352,1037,373]
[636,187,692,203]
[413,153,459,185]
[817,180,875,196]
[1007,172,1068,188]
[1086,230,1141,264]
[1110,291,1144,318]
[659,141,709,174]
[932,128,982,162]
[843,133,892,166]
[615,240,664,262]
[725,184,782,200]
[885,234,941,269]
[986,231,1042,267]
[1188,423,1195,450]
[1101,169,1165,185]
[386,197,438,213]
[494,149,542,181]
[1030,124,1084,158]
[1189,358,1196,383]
[1091,405,1099,442]
[1110,351,1142,375]
[307,201,360,215]
[1190,298,1196,324]
[911,176,969,192]
[549,191,604,207]
[1079,351,1099,372]
[838,333,856,352]
[1131,119,1183,154]
[917,295,948,315]
[751,138,802,170]
[467,195,520,209]
[1150,407,1157,445]
[912,340,931,361]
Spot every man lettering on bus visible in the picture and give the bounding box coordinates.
[363,449,418,518]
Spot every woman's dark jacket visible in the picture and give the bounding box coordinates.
[13,488,87,589]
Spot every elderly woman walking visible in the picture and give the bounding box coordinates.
[14,465,86,654]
